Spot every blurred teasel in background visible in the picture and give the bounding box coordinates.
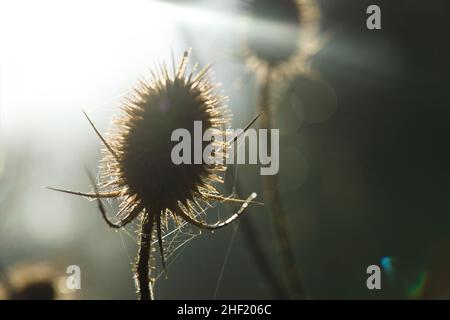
[241,0,323,82]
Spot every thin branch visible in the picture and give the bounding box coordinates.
[259,69,305,299]
[176,193,256,231]
[224,166,289,299]
[85,169,122,229]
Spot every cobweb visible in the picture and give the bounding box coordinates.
[104,201,202,282]
[101,160,248,291]
[97,160,246,288]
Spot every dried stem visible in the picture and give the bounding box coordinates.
[224,165,288,299]
[259,69,305,299]
[240,215,289,299]
[135,211,154,300]
[236,189,288,298]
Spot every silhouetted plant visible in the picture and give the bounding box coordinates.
[49,51,260,300]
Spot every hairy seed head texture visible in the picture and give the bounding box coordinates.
[101,51,230,225]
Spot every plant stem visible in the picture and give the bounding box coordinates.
[135,212,154,300]
[225,168,288,299]
[240,214,289,299]
[259,69,305,299]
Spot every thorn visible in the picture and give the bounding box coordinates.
[81,108,120,162]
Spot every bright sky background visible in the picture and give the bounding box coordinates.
[0,0,239,140]
[0,0,242,245]
[0,0,179,139]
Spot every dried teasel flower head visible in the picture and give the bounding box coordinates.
[241,0,322,81]
[101,50,232,222]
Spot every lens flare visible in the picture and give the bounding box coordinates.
[406,271,428,300]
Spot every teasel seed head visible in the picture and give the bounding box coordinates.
[241,0,322,81]
[100,50,231,224]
